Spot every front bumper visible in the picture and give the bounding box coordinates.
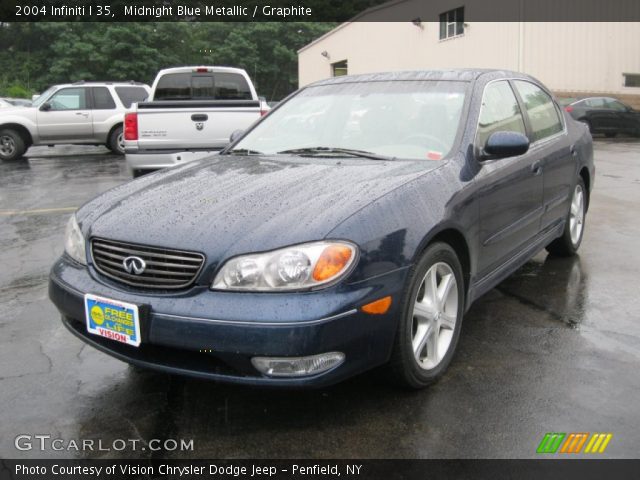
[49,257,408,387]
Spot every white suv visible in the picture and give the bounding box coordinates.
[0,81,150,161]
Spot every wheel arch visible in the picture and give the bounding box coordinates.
[0,123,33,147]
[416,227,472,306]
[106,122,123,143]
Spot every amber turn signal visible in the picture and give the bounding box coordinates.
[361,296,392,315]
[312,245,353,282]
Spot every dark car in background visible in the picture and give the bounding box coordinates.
[560,96,640,137]
[49,69,594,388]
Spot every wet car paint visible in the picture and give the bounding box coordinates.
[47,70,594,385]
[1,142,639,457]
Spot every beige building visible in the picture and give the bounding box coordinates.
[298,6,640,107]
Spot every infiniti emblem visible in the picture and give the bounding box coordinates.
[195,122,204,131]
[123,256,146,275]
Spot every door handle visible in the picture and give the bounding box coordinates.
[191,114,208,122]
[75,112,89,117]
[531,162,542,176]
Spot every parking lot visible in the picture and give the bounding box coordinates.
[1,139,639,459]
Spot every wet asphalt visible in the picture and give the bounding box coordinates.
[0,140,639,459]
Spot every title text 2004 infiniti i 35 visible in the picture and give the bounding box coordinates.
[49,70,594,388]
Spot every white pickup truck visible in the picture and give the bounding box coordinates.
[124,66,267,177]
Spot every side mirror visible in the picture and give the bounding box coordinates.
[40,102,52,112]
[229,129,244,143]
[480,131,530,160]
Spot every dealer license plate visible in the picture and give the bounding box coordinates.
[84,293,141,347]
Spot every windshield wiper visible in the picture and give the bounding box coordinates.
[276,147,394,161]
[223,148,264,156]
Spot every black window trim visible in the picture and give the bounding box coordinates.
[439,6,465,41]
[623,72,640,88]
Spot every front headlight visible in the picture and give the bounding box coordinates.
[64,215,86,265]
[212,241,358,291]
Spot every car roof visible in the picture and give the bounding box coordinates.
[569,96,620,105]
[156,66,248,76]
[53,81,149,89]
[309,69,532,86]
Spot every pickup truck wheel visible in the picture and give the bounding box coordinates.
[108,126,124,155]
[0,129,26,161]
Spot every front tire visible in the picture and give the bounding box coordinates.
[0,129,26,161]
[388,242,465,389]
[107,125,124,155]
[546,178,587,257]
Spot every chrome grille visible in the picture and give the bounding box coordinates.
[91,238,205,289]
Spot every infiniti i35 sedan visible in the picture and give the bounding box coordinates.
[49,70,594,388]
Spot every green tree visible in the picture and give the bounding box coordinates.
[0,22,336,100]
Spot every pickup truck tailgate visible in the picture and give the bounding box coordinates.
[135,100,261,150]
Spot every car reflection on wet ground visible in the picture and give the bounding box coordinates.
[1,140,639,459]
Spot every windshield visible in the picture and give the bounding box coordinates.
[233,80,467,160]
[31,86,58,107]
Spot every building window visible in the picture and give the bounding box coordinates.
[332,60,348,77]
[623,73,640,87]
[439,7,464,40]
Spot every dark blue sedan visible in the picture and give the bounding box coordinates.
[49,69,594,388]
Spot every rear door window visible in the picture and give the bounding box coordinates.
[154,72,252,100]
[92,87,116,110]
[477,81,526,147]
[513,80,563,142]
[115,87,149,108]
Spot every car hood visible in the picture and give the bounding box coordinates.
[78,155,441,264]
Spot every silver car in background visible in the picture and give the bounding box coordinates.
[0,81,150,161]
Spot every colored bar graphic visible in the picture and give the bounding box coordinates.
[539,433,613,454]
[537,433,566,453]
[560,433,589,453]
[584,433,613,453]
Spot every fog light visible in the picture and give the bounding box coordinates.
[251,352,345,377]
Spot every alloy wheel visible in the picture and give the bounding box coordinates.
[0,135,16,157]
[117,133,125,154]
[411,262,459,370]
[569,184,585,245]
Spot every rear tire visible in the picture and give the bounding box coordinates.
[546,178,587,257]
[107,125,124,155]
[0,129,26,161]
[388,242,465,389]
